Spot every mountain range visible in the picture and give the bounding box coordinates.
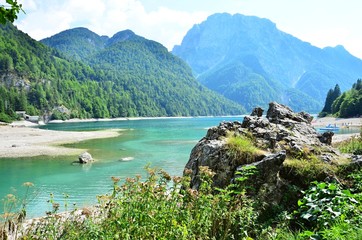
[0,23,244,122]
[1,12,361,122]
[172,13,362,112]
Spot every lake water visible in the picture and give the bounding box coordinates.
[0,117,243,218]
[0,116,359,219]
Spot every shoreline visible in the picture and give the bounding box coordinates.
[1,116,360,159]
[311,116,362,128]
[46,115,246,124]
[0,124,122,159]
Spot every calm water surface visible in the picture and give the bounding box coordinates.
[0,117,243,218]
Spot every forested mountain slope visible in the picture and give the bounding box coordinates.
[172,13,362,112]
[0,23,244,122]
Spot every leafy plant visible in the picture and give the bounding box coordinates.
[294,181,360,230]
[0,0,24,24]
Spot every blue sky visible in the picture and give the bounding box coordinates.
[9,0,362,59]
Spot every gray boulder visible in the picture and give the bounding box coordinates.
[183,102,350,204]
[78,152,93,164]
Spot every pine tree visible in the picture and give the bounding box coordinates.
[321,89,334,113]
[319,84,342,117]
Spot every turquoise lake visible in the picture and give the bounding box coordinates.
[0,117,243,218]
[0,116,360,219]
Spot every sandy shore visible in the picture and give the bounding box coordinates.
[0,122,121,158]
[312,117,362,128]
[312,117,361,143]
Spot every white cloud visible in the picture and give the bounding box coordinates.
[16,0,207,50]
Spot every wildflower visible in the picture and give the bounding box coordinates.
[187,188,198,197]
[52,202,60,212]
[172,176,182,184]
[160,170,171,181]
[184,168,193,176]
[111,176,121,184]
[199,166,216,178]
[6,194,16,202]
[22,182,34,187]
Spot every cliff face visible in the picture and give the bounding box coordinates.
[184,102,355,206]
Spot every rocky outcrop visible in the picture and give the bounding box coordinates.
[79,152,93,164]
[0,71,31,90]
[184,102,351,205]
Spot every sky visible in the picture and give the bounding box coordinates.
[8,0,362,59]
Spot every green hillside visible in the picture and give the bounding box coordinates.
[0,23,245,122]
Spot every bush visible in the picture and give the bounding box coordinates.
[0,112,13,123]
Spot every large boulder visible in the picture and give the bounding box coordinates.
[184,102,350,206]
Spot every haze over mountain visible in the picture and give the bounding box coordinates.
[172,13,362,112]
[0,23,244,122]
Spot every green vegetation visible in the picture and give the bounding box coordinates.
[2,165,362,239]
[2,167,257,239]
[331,79,362,118]
[335,131,362,155]
[319,84,341,117]
[284,156,338,183]
[295,181,359,230]
[226,132,262,163]
[0,0,23,24]
[319,80,362,118]
[0,23,244,122]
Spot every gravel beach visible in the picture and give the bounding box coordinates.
[0,122,121,158]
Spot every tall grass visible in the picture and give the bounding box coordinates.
[337,132,362,155]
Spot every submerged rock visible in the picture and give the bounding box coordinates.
[78,152,93,164]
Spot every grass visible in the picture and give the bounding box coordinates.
[226,131,262,164]
[336,132,362,155]
[283,155,338,182]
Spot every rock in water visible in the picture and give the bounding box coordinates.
[79,152,93,164]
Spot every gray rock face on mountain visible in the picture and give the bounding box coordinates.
[184,102,347,204]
